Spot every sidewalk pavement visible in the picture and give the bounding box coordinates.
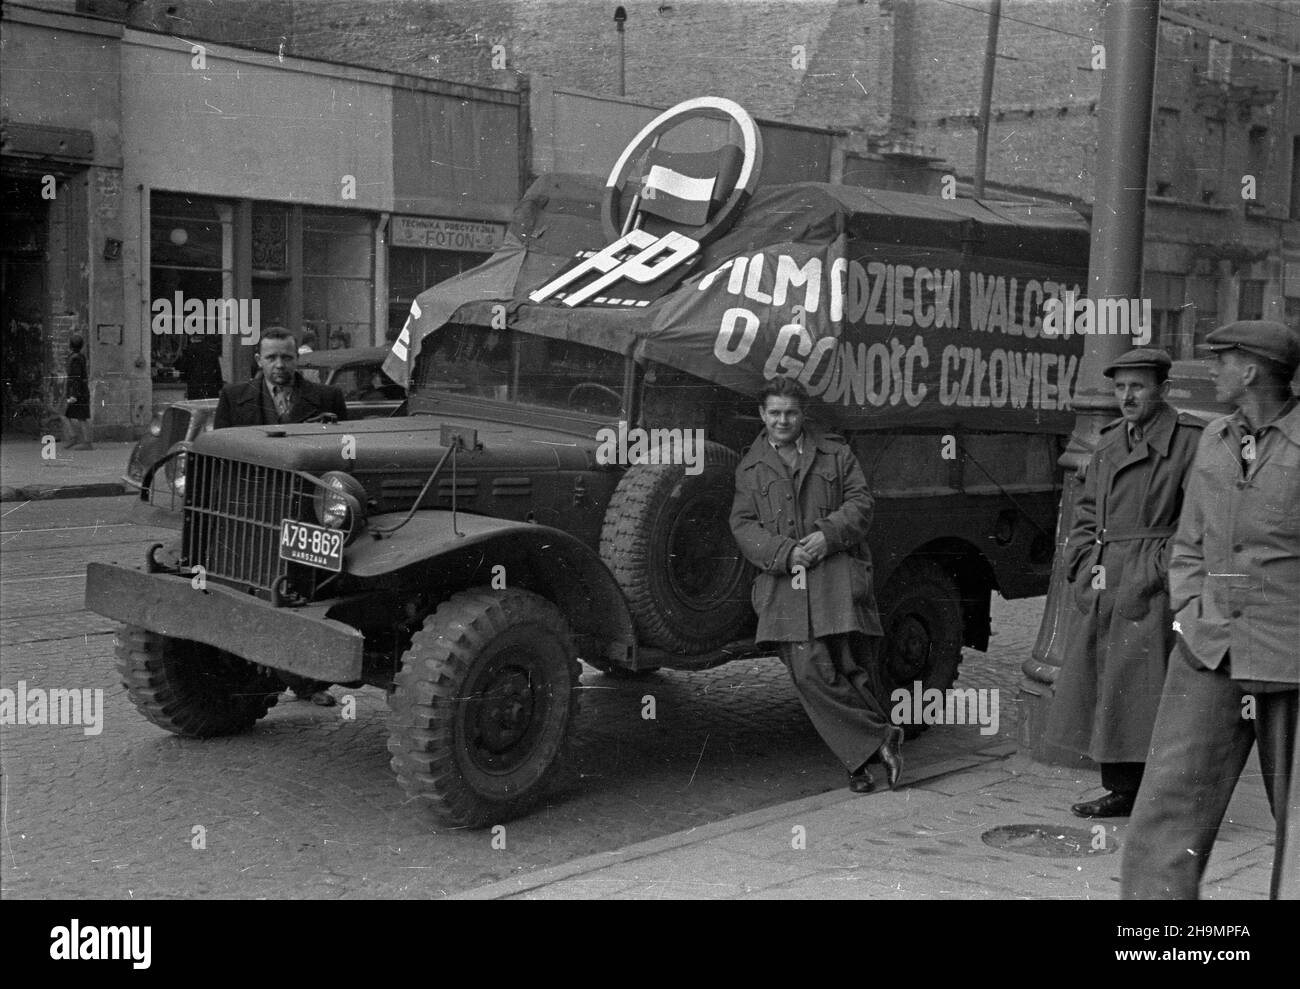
[457,742,1279,900]
[0,435,134,502]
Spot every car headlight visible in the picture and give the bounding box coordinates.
[148,413,164,437]
[164,449,187,496]
[313,472,367,541]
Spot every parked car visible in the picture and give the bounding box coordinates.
[125,346,405,494]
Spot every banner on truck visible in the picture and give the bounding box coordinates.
[386,177,1089,434]
[639,235,1086,432]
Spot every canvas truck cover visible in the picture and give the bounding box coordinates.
[385,172,1090,435]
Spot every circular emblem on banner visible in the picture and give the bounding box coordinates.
[602,96,764,247]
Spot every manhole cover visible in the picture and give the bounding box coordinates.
[981,824,1116,858]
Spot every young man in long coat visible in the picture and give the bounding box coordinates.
[1123,320,1300,899]
[1046,348,1203,818]
[730,377,903,793]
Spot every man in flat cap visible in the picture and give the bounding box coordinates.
[1048,348,1203,818]
[1123,320,1300,899]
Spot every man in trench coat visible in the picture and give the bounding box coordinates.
[730,376,903,793]
[1123,320,1300,899]
[1046,348,1203,818]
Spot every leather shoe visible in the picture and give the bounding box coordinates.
[1071,791,1135,818]
[848,767,875,794]
[878,726,904,789]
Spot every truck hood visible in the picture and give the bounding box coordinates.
[189,413,600,474]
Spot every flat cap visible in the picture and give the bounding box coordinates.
[1103,347,1173,378]
[1198,320,1300,373]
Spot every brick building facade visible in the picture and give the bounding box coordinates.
[7,0,1299,439]
[123,0,1300,356]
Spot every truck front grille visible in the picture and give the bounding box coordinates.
[183,454,313,595]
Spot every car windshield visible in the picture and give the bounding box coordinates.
[326,363,401,402]
[413,324,627,416]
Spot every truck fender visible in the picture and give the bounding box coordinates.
[345,511,638,668]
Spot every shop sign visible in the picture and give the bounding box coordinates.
[391,216,505,252]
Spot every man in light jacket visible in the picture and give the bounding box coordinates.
[1122,320,1300,899]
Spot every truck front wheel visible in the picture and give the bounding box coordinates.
[387,589,581,828]
[114,625,281,737]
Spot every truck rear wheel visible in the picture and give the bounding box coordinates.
[599,443,753,655]
[387,589,581,828]
[114,625,281,737]
[877,560,965,738]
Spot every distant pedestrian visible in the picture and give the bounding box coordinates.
[172,339,224,400]
[63,333,93,450]
[299,329,316,354]
[730,377,903,794]
[1122,320,1300,899]
[1046,349,1202,818]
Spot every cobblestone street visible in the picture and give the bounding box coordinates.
[1,496,1046,898]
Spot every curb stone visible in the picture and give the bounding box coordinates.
[452,747,1017,900]
[3,482,130,502]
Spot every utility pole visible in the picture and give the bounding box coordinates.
[973,0,1002,197]
[1020,0,1163,760]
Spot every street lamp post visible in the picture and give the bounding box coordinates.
[1018,0,1163,760]
[614,6,627,97]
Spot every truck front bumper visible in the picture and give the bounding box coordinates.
[85,563,365,682]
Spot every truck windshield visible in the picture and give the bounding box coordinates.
[412,323,628,417]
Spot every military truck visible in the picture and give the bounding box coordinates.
[87,99,1090,826]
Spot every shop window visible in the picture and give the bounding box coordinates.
[251,202,291,332]
[1,173,49,421]
[1187,277,1219,350]
[1290,136,1300,220]
[388,246,487,340]
[1238,279,1266,321]
[149,193,233,384]
[1247,126,1268,205]
[303,210,374,350]
[1145,272,1189,358]
[1151,108,1185,200]
[1197,118,1225,205]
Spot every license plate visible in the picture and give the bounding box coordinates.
[279,519,344,572]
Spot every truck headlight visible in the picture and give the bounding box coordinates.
[148,413,164,437]
[313,472,367,540]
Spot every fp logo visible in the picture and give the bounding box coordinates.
[528,229,700,308]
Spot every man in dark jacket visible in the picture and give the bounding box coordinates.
[212,326,348,706]
[215,326,348,429]
[730,377,903,793]
[1046,348,1202,818]
[1123,320,1300,899]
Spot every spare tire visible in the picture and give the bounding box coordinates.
[877,558,965,739]
[599,442,753,654]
